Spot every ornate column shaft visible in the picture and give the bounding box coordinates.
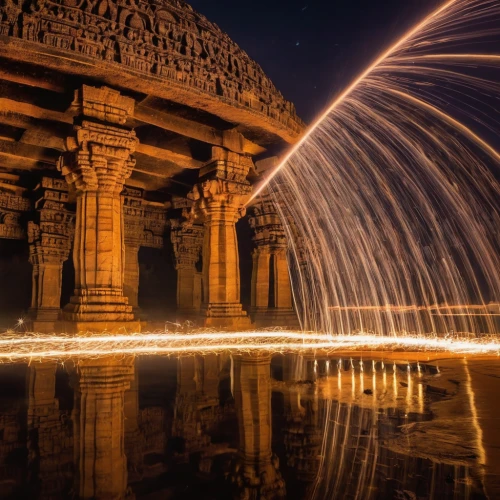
[248,191,297,327]
[77,358,134,500]
[274,247,293,309]
[28,177,74,330]
[188,147,252,327]
[58,85,139,328]
[171,220,203,315]
[251,247,271,309]
[123,241,140,310]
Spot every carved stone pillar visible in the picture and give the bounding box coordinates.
[188,147,252,327]
[123,186,168,319]
[248,191,297,327]
[28,177,74,332]
[123,240,140,312]
[58,85,139,331]
[251,246,271,309]
[171,220,203,317]
[76,357,134,500]
[229,354,285,498]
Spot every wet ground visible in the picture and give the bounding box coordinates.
[0,353,497,499]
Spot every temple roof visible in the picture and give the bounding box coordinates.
[0,0,304,150]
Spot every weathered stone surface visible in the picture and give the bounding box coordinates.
[28,177,74,331]
[123,186,168,314]
[171,219,203,315]
[0,0,305,332]
[248,190,298,327]
[0,0,303,143]
[188,147,252,327]
[0,173,31,240]
[58,86,139,326]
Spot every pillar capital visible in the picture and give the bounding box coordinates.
[171,219,203,269]
[248,190,288,250]
[59,121,137,195]
[58,85,137,195]
[188,146,252,223]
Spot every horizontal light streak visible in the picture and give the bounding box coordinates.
[0,331,498,361]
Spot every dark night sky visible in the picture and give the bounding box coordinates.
[187,0,442,123]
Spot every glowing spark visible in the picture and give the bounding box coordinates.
[0,331,497,362]
[261,0,500,338]
[250,0,462,201]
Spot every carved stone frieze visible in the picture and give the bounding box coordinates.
[248,190,288,250]
[0,0,303,135]
[170,218,202,268]
[123,186,168,249]
[0,173,31,239]
[29,176,74,263]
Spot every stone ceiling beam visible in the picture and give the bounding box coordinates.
[0,100,203,173]
[0,98,255,168]
[134,105,266,156]
[0,138,57,169]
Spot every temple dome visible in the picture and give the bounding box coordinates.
[0,0,304,144]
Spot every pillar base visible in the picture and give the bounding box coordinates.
[202,303,252,328]
[251,308,300,329]
[63,294,135,323]
[29,308,61,333]
[59,320,141,334]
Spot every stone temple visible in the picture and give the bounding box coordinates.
[0,0,304,332]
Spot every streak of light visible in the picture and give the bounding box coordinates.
[250,0,461,201]
[0,331,498,361]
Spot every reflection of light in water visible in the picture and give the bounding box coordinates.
[393,363,398,399]
[350,359,356,398]
[418,376,424,414]
[463,359,486,466]
[406,364,413,409]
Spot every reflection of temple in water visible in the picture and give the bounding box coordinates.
[0,355,494,499]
